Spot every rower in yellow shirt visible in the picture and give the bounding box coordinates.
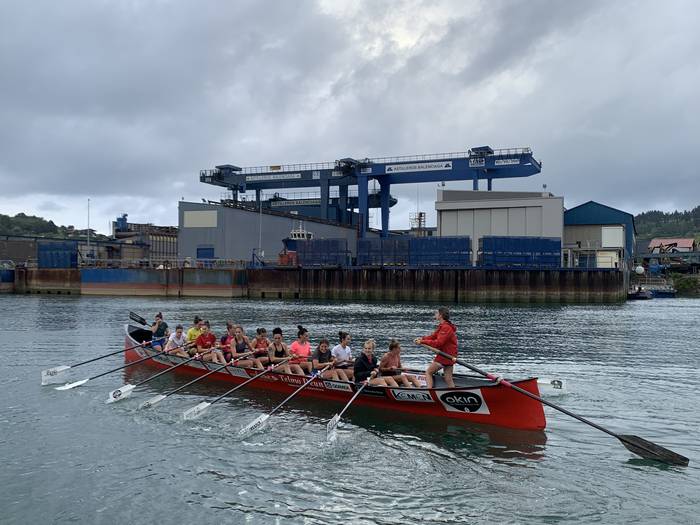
[186,316,204,355]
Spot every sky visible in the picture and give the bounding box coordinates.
[0,0,698,233]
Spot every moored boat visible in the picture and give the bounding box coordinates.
[124,324,546,431]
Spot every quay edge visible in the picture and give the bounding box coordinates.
[10,267,626,303]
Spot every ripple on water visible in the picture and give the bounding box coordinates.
[0,296,698,524]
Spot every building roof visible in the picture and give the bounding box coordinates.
[564,200,637,234]
[648,238,695,249]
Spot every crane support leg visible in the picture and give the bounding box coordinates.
[320,178,329,220]
[339,184,349,224]
[380,181,390,238]
[358,175,369,238]
[472,172,479,190]
[487,178,493,191]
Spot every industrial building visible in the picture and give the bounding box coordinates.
[436,190,564,266]
[112,214,178,262]
[563,201,636,269]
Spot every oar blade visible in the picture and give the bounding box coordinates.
[618,435,689,466]
[139,394,166,409]
[129,311,149,326]
[326,414,340,443]
[182,402,211,421]
[41,365,71,385]
[238,414,269,437]
[106,384,136,404]
[55,378,89,391]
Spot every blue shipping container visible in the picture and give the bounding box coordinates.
[297,239,348,267]
[37,241,78,268]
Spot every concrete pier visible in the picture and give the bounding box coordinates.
[12,267,626,303]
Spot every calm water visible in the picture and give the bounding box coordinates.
[1,295,698,524]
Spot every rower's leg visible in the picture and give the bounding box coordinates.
[425,362,440,388]
[406,374,422,388]
[336,369,349,381]
[290,364,305,375]
[398,375,411,387]
[383,377,399,387]
[253,358,264,369]
[443,365,455,388]
[345,369,354,381]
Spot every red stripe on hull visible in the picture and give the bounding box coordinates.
[124,336,546,431]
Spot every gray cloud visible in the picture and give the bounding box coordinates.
[0,0,698,232]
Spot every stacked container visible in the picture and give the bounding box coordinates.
[296,239,349,267]
[37,241,79,269]
[409,236,471,267]
[479,236,561,268]
[357,238,410,266]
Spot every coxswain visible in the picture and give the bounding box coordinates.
[414,307,458,388]
[378,340,421,387]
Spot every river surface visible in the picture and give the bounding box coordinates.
[0,295,698,524]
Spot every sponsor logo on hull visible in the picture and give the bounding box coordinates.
[323,381,353,392]
[438,389,490,415]
[226,367,250,379]
[360,386,387,398]
[391,389,434,402]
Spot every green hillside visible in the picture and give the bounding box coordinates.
[634,207,700,240]
[0,213,108,240]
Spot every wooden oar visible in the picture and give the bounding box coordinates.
[129,311,149,326]
[326,372,376,443]
[55,346,169,390]
[139,352,255,409]
[422,344,690,466]
[41,340,153,385]
[182,358,292,420]
[105,342,197,403]
[238,364,332,437]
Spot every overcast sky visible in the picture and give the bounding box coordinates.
[1,0,698,233]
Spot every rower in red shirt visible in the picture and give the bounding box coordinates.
[195,321,226,365]
[414,307,458,388]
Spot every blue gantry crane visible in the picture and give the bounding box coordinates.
[200,146,542,237]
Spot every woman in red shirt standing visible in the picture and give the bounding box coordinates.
[414,307,457,389]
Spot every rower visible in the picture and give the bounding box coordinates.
[165,324,190,358]
[251,327,271,366]
[312,339,339,380]
[195,321,226,365]
[414,307,457,388]
[230,324,264,369]
[332,331,354,381]
[186,316,204,355]
[267,327,294,375]
[289,325,313,375]
[150,312,169,352]
[353,339,386,386]
[379,340,421,387]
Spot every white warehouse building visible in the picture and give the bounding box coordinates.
[435,190,564,265]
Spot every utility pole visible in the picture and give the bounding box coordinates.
[87,198,91,261]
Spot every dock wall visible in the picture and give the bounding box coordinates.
[1,269,15,293]
[12,267,625,303]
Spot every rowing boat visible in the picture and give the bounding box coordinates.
[123,324,546,431]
